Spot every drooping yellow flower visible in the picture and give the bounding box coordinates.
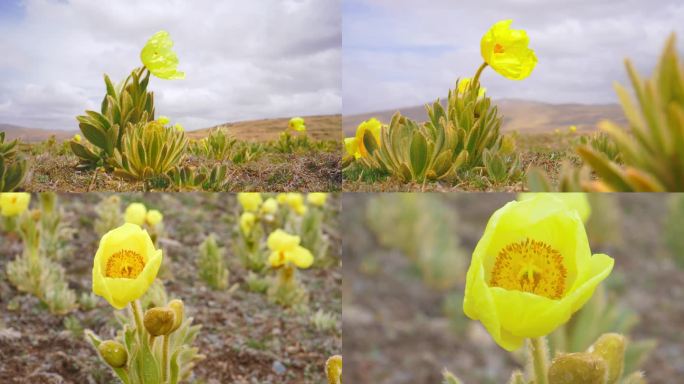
[157,115,170,125]
[261,198,279,215]
[0,193,31,217]
[140,30,185,80]
[344,137,360,159]
[146,209,163,226]
[307,192,328,207]
[288,117,306,132]
[124,203,147,226]
[481,20,537,80]
[240,212,256,235]
[457,78,486,97]
[463,194,613,351]
[353,118,382,158]
[73,134,82,143]
[92,223,163,309]
[569,125,578,133]
[237,193,263,212]
[267,229,314,269]
[518,193,591,223]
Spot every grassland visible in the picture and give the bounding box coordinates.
[7,115,342,192]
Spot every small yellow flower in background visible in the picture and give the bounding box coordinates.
[267,229,314,269]
[239,212,256,236]
[481,20,537,80]
[174,123,184,132]
[518,192,591,223]
[353,118,382,158]
[124,203,147,226]
[457,78,486,97]
[146,209,163,226]
[92,223,163,309]
[283,193,307,215]
[140,30,185,80]
[288,117,306,132]
[237,193,263,212]
[0,193,31,217]
[307,192,328,207]
[569,125,578,133]
[261,198,279,215]
[463,194,613,351]
[276,193,288,204]
[73,134,82,143]
[157,115,170,125]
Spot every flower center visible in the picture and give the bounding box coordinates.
[489,238,567,299]
[105,249,145,279]
[494,43,505,54]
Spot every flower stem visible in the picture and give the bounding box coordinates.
[162,335,170,383]
[472,62,489,86]
[530,337,549,384]
[130,301,144,341]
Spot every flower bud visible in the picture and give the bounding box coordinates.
[168,299,184,333]
[143,307,176,336]
[98,340,128,368]
[325,355,342,384]
[588,333,626,384]
[548,352,607,384]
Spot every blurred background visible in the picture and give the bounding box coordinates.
[342,193,684,383]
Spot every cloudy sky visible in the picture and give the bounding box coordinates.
[343,0,684,115]
[0,0,341,131]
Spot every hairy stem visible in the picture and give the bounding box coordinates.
[472,62,489,86]
[530,337,549,384]
[162,335,170,383]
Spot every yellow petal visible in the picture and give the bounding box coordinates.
[237,193,263,212]
[267,229,301,252]
[140,30,185,80]
[287,245,314,269]
[0,193,31,217]
[481,20,537,80]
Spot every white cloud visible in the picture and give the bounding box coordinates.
[0,0,341,130]
[343,0,684,114]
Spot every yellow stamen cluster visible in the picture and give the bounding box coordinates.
[105,250,145,279]
[489,238,567,299]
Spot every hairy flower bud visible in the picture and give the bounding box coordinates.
[325,355,342,384]
[548,352,607,384]
[168,299,184,333]
[98,340,128,368]
[143,307,176,336]
[588,333,626,384]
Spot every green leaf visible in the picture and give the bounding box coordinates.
[409,131,428,179]
[140,339,161,384]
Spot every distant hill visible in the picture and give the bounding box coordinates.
[188,114,342,141]
[0,123,75,142]
[1,114,342,143]
[342,99,627,136]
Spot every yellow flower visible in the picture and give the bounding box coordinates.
[237,193,263,212]
[174,123,184,132]
[283,193,307,215]
[344,137,360,159]
[124,203,147,226]
[354,118,382,158]
[140,30,185,80]
[518,193,591,223]
[92,223,163,309]
[267,229,313,269]
[240,212,256,236]
[276,193,288,204]
[261,198,279,215]
[157,115,170,125]
[307,192,328,207]
[146,209,163,226]
[288,117,306,132]
[463,194,613,351]
[569,125,578,133]
[457,78,486,97]
[0,193,31,217]
[73,134,82,143]
[481,20,537,80]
